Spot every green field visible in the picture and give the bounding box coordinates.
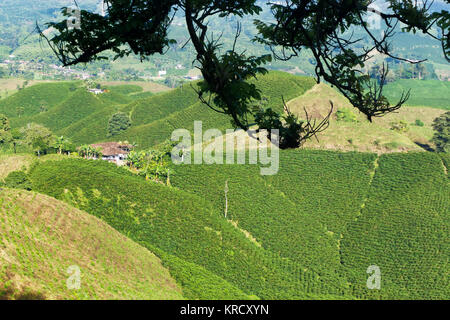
[383,80,450,110]
[170,150,449,299]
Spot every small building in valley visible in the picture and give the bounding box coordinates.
[90,142,132,165]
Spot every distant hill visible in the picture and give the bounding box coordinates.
[0,188,184,300]
[0,82,77,118]
[2,74,448,153]
[287,82,447,152]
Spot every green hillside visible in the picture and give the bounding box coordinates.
[60,83,199,145]
[11,89,109,131]
[0,188,184,300]
[170,150,449,299]
[6,83,168,144]
[171,151,376,276]
[383,80,450,110]
[0,82,77,118]
[341,152,449,299]
[28,158,352,300]
[112,72,316,149]
[24,149,449,300]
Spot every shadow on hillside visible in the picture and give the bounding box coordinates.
[414,141,435,152]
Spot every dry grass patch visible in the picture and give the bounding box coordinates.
[288,83,445,153]
[0,154,33,180]
[0,189,184,300]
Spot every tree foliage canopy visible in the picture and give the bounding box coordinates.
[432,111,450,153]
[41,0,449,149]
[20,123,55,155]
[0,113,11,145]
[107,112,132,137]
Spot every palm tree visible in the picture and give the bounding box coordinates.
[56,136,67,155]
[127,151,142,170]
[87,146,95,159]
[78,145,89,159]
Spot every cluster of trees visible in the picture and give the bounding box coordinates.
[0,113,75,155]
[432,111,450,153]
[367,62,438,83]
[126,141,175,184]
[77,145,103,159]
[107,112,132,137]
[397,63,437,80]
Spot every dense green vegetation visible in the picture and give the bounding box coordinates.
[29,158,352,300]
[341,152,449,299]
[383,80,450,110]
[11,89,109,131]
[113,72,316,149]
[0,82,77,118]
[171,151,376,278]
[25,149,449,300]
[172,150,449,299]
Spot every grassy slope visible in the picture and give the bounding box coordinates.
[0,153,82,182]
[341,152,449,299]
[112,72,316,149]
[0,154,33,180]
[383,80,450,110]
[288,83,446,152]
[171,150,449,299]
[11,89,110,131]
[0,189,184,300]
[29,158,347,300]
[0,82,77,118]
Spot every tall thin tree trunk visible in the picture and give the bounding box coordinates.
[224,180,229,219]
